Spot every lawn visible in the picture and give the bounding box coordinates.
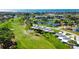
[0,17,70,49]
[7,18,56,49]
[42,33,70,49]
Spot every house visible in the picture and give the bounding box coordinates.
[73,28,79,32]
[42,27,54,33]
[52,23,61,27]
[35,15,47,19]
[58,35,70,43]
[56,32,71,43]
[31,24,54,33]
[55,15,65,19]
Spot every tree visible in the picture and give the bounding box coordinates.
[0,27,16,49]
[68,40,77,46]
[53,19,61,24]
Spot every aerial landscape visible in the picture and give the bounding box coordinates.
[0,9,79,49]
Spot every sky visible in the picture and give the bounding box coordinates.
[0,9,79,12]
[0,0,79,9]
[0,0,79,12]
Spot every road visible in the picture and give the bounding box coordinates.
[61,30,79,44]
[33,24,79,44]
[54,27,79,44]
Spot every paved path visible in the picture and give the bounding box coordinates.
[61,30,79,44]
[54,27,79,44]
[33,24,79,44]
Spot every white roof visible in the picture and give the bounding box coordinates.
[61,39,68,43]
[32,25,54,32]
[58,36,70,43]
[58,37,63,40]
[31,26,39,29]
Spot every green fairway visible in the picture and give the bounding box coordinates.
[7,18,56,49]
[0,17,70,49]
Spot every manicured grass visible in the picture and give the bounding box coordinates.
[8,18,56,49]
[43,33,70,49]
[13,25,55,48]
[0,17,70,49]
[52,28,60,33]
